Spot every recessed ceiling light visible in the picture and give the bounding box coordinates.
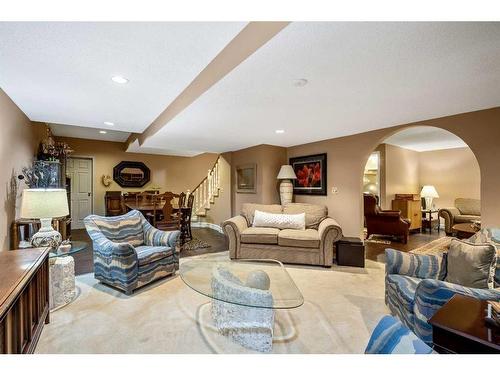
[275,129,285,134]
[292,78,308,87]
[99,130,107,134]
[103,121,114,126]
[111,75,129,84]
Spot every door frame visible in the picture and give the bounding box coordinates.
[67,155,95,224]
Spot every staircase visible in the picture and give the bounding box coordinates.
[189,156,222,222]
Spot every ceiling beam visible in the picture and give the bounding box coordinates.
[127,21,289,150]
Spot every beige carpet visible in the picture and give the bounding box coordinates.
[36,252,389,354]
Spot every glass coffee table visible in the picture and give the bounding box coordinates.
[48,241,88,311]
[180,258,303,352]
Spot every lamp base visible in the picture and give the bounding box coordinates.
[279,179,294,205]
[424,197,434,210]
[31,218,62,249]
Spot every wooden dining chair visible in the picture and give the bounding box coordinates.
[178,192,186,209]
[152,193,181,235]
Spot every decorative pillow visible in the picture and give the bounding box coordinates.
[282,203,327,229]
[252,210,305,230]
[241,204,282,226]
[445,239,497,289]
[467,227,500,287]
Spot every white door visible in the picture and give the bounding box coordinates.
[66,158,93,229]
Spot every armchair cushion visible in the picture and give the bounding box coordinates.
[454,214,480,223]
[135,245,174,266]
[385,248,447,280]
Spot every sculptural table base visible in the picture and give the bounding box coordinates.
[49,256,76,311]
[211,299,275,352]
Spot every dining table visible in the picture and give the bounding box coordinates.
[124,201,179,214]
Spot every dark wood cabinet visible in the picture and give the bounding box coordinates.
[429,294,500,354]
[0,248,50,354]
[336,237,365,267]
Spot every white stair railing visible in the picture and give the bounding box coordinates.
[189,156,222,218]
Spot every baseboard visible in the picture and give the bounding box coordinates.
[191,221,224,234]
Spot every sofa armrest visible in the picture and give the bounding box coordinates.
[385,248,447,280]
[438,207,460,233]
[318,217,342,266]
[222,215,248,259]
[413,279,500,345]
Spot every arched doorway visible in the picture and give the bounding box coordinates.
[362,126,481,253]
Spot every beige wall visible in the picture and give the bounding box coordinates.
[56,137,218,216]
[287,107,500,237]
[0,89,45,250]
[383,144,420,209]
[418,147,480,210]
[230,144,287,216]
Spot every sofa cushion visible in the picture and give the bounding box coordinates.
[454,214,481,223]
[241,227,280,245]
[93,214,144,247]
[446,239,497,289]
[455,198,480,216]
[241,204,282,226]
[253,210,306,230]
[283,203,327,229]
[135,245,173,266]
[467,228,500,286]
[278,229,320,248]
[386,274,421,315]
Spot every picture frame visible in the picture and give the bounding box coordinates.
[289,153,327,195]
[235,163,257,194]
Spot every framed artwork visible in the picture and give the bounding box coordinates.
[236,163,257,193]
[113,161,151,188]
[289,153,327,195]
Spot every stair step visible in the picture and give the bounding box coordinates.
[196,211,207,217]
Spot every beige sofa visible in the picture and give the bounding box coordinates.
[438,198,481,235]
[222,203,342,267]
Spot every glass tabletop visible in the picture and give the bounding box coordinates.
[49,240,88,258]
[179,258,304,309]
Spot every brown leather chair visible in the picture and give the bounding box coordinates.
[363,193,410,243]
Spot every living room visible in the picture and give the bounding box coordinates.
[1,2,499,373]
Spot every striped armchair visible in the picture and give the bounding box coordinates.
[84,210,181,295]
[385,248,500,346]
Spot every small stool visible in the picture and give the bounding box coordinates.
[336,237,365,267]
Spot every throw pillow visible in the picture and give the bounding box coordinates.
[252,210,306,230]
[445,239,497,289]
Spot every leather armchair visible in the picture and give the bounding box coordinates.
[364,193,410,243]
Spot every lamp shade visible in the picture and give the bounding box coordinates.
[277,165,297,180]
[20,188,69,219]
[420,185,439,198]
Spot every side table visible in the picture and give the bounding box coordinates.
[48,241,88,311]
[429,294,500,353]
[336,237,365,267]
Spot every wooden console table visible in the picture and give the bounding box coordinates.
[0,248,50,354]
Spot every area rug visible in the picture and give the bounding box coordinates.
[364,237,392,245]
[181,237,211,251]
[36,252,389,354]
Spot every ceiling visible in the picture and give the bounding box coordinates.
[1,22,500,156]
[0,22,245,133]
[143,22,500,155]
[49,122,130,142]
[383,126,468,152]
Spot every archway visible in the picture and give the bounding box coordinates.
[361,126,481,253]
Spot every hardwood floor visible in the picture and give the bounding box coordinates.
[364,229,445,262]
[70,227,227,276]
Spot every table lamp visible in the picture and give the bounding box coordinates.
[20,188,69,248]
[277,165,297,205]
[420,185,439,209]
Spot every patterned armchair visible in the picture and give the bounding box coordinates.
[365,315,434,354]
[84,210,181,295]
[385,248,500,346]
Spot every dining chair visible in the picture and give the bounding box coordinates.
[152,193,181,233]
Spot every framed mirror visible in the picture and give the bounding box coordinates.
[113,161,151,188]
